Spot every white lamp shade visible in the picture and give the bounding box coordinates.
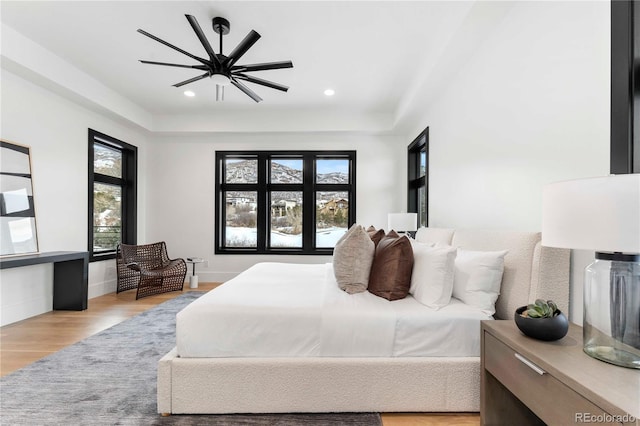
[388,213,418,232]
[542,174,640,253]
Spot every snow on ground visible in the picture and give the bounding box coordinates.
[315,227,347,247]
[225,227,347,248]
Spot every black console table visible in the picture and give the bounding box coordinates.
[0,251,89,310]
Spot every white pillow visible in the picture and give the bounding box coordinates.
[333,225,375,294]
[414,227,455,245]
[409,242,457,309]
[453,249,508,315]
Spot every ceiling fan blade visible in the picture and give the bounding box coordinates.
[172,72,211,88]
[185,15,222,69]
[137,29,209,66]
[232,61,293,73]
[233,73,288,92]
[231,78,263,102]
[139,60,208,70]
[224,30,261,68]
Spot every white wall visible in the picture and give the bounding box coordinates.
[0,70,149,325]
[400,1,610,323]
[145,133,402,282]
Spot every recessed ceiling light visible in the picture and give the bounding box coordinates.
[324,89,335,96]
[184,90,195,97]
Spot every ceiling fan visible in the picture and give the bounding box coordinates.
[137,15,293,102]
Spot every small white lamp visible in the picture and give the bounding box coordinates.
[388,213,418,235]
[542,174,640,369]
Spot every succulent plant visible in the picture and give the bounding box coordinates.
[521,299,560,318]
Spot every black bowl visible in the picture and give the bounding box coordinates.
[514,306,569,341]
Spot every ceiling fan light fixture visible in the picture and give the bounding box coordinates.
[324,89,335,96]
[137,15,293,103]
[211,73,231,86]
[184,90,195,97]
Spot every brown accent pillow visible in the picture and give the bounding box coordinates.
[366,226,385,247]
[368,230,414,301]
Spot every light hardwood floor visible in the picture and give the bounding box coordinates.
[0,283,479,426]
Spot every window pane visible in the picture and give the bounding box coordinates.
[93,182,121,251]
[225,159,257,184]
[418,186,427,227]
[271,159,303,183]
[225,191,257,247]
[316,159,349,183]
[316,191,349,248]
[420,150,426,178]
[94,143,122,178]
[270,191,302,248]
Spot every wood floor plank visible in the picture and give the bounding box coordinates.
[0,282,480,425]
[381,413,480,426]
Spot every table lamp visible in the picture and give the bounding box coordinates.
[542,174,640,369]
[388,213,418,236]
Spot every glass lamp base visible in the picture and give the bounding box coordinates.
[583,255,640,370]
[584,345,640,369]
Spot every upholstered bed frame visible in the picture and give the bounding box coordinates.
[157,228,570,414]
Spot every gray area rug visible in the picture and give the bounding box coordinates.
[1,292,382,425]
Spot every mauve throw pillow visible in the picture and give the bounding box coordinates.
[366,226,386,247]
[333,225,375,294]
[368,231,414,301]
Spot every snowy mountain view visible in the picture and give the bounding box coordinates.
[225,159,350,248]
[225,159,349,185]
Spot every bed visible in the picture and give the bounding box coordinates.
[158,228,570,414]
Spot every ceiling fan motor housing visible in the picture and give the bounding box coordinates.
[211,72,231,86]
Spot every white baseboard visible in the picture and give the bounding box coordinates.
[88,279,117,299]
[0,295,52,326]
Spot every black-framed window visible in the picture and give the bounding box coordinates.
[611,0,640,174]
[215,151,356,254]
[88,129,137,262]
[408,127,428,228]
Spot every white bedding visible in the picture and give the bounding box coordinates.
[176,262,492,358]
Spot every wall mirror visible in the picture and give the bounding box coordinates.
[0,140,39,256]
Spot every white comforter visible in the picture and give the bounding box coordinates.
[176,262,492,358]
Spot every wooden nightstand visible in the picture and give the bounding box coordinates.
[481,320,640,426]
